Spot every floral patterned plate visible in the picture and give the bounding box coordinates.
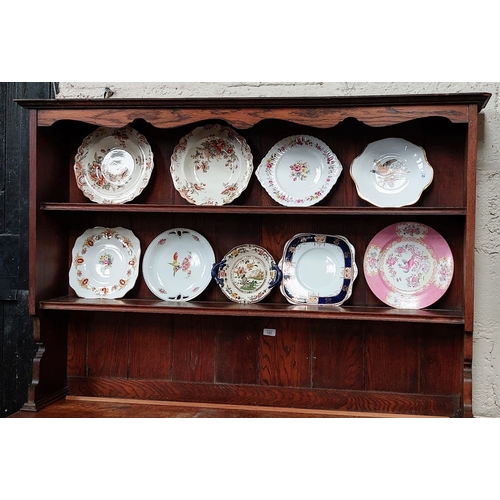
[350,138,433,207]
[142,228,215,301]
[364,222,454,309]
[255,135,343,207]
[74,125,154,204]
[170,124,253,205]
[69,227,141,299]
[280,233,357,305]
[211,244,282,304]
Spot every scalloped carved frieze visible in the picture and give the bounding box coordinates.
[36,104,470,129]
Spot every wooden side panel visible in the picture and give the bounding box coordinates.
[464,106,478,332]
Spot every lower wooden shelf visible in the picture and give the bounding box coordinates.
[40,296,465,324]
[10,396,442,418]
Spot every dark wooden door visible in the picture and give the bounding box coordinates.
[0,82,54,417]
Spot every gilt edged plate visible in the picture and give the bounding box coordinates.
[350,137,433,207]
[69,226,141,299]
[364,222,454,309]
[280,233,357,305]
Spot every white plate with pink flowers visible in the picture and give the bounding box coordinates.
[170,124,253,206]
[363,222,454,309]
[69,226,141,299]
[142,228,215,301]
[255,135,342,207]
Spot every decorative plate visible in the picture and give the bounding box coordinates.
[280,233,357,305]
[211,244,282,304]
[69,226,141,299]
[255,135,343,207]
[142,228,215,301]
[170,124,253,205]
[364,222,454,309]
[350,137,433,207]
[74,125,154,204]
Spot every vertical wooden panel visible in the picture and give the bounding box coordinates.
[260,318,310,387]
[171,316,215,382]
[87,312,129,378]
[420,325,462,395]
[67,312,87,377]
[128,314,173,380]
[311,320,364,390]
[215,317,260,384]
[365,323,419,393]
[465,105,478,332]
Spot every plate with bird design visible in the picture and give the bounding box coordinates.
[363,222,454,309]
[142,228,215,301]
[350,137,433,207]
[211,244,282,304]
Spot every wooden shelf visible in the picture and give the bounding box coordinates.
[40,202,467,216]
[40,296,465,324]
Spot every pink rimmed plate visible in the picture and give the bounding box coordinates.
[364,222,454,309]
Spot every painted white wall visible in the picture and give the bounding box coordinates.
[57,82,500,417]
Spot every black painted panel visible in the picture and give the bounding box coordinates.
[0,82,54,417]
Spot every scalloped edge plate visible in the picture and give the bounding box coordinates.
[350,137,433,207]
[255,135,343,207]
[170,123,253,206]
[74,125,154,204]
[69,226,141,299]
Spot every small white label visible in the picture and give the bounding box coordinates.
[263,328,276,337]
